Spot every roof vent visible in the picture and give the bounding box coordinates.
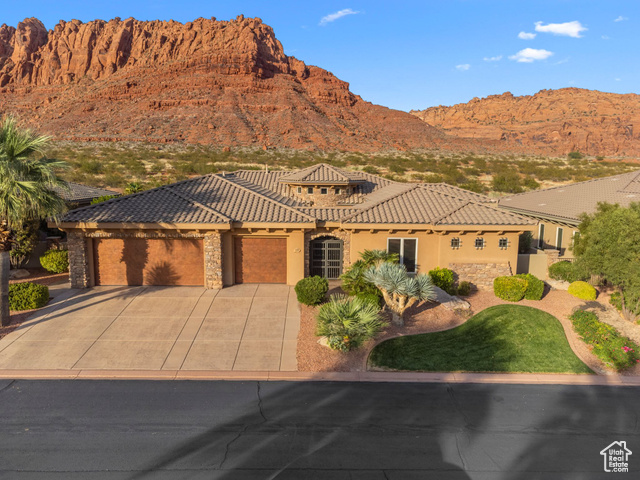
[538,203,547,206]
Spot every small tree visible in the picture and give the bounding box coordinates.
[10,221,39,268]
[365,263,436,326]
[341,249,398,300]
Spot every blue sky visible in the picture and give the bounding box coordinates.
[2,1,638,111]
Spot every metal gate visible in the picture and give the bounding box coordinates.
[310,236,343,279]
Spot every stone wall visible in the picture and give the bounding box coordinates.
[67,229,224,289]
[289,185,351,207]
[304,229,351,277]
[67,231,90,289]
[449,262,513,289]
[204,232,223,289]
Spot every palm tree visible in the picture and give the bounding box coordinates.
[316,294,387,351]
[0,116,68,326]
[365,262,436,326]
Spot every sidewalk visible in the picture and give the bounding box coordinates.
[1,368,639,386]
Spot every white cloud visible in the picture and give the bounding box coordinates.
[509,48,554,63]
[615,77,621,81]
[614,16,628,22]
[319,8,360,26]
[601,35,610,40]
[534,20,587,38]
[483,55,503,62]
[456,64,471,71]
[518,31,536,40]
[554,57,570,65]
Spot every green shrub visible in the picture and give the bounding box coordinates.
[316,294,387,351]
[428,267,455,294]
[9,282,49,311]
[568,151,583,160]
[90,195,118,205]
[356,292,383,308]
[610,291,623,311]
[515,273,545,300]
[548,261,582,283]
[568,281,597,300]
[39,249,69,274]
[457,281,472,296]
[294,276,329,306]
[570,310,640,370]
[518,231,533,253]
[493,276,528,302]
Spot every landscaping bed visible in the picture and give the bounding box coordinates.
[9,267,69,287]
[369,305,593,374]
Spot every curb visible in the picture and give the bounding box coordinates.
[1,369,640,386]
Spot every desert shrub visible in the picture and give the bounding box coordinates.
[362,166,379,175]
[568,281,597,301]
[356,292,383,308]
[294,276,329,306]
[515,273,545,300]
[568,151,583,160]
[90,195,118,205]
[518,231,533,253]
[39,249,69,274]
[457,281,472,296]
[341,249,398,303]
[10,222,39,268]
[492,172,523,193]
[316,294,387,351]
[548,261,583,283]
[570,310,640,370]
[8,282,49,311]
[428,267,455,294]
[493,276,528,302]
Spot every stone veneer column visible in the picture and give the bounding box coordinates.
[204,232,223,289]
[67,231,90,289]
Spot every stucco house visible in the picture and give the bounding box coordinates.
[499,169,640,259]
[57,164,535,289]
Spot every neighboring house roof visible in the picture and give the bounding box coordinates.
[62,164,533,227]
[499,170,640,224]
[55,182,118,204]
[278,163,365,184]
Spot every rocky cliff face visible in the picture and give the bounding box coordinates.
[412,88,640,156]
[0,16,450,151]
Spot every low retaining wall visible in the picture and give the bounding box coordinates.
[449,262,512,289]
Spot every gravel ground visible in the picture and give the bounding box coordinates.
[296,286,638,375]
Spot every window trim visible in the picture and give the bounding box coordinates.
[498,237,509,250]
[450,237,461,249]
[538,223,545,249]
[307,187,314,195]
[296,186,302,194]
[474,237,485,250]
[387,237,418,274]
[556,227,564,251]
[320,187,328,195]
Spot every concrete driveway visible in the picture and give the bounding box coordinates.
[0,284,299,372]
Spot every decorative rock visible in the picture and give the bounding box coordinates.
[317,336,331,348]
[449,262,512,289]
[9,269,30,280]
[432,286,471,311]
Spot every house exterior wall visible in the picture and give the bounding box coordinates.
[534,220,578,256]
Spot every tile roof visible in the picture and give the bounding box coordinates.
[498,170,640,223]
[278,163,365,184]
[62,164,533,227]
[55,182,118,203]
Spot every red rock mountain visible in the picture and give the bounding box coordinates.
[0,16,452,151]
[411,88,640,157]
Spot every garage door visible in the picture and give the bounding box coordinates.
[234,237,287,284]
[93,238,204,286]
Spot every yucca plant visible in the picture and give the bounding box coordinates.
[365,262,436,326]
[341,249,398,297]
[0,116,68,325]
[316,294,387,351]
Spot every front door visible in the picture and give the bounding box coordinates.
[310,237,343,279]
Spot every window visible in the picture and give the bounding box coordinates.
[499,237,509,249]
[538,223,545,249]
[556,227,564,251]
[387,238,417,273]
[320,188,328,195]
[475,237,485,249]
[450,237,461,249]
[307,187,314,194]
[297,187,302,194]
[335,188,341,195]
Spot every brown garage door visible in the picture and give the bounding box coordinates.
[234,237,287,284]
[93,238,204,286]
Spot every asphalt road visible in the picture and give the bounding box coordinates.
[0,379,638,479]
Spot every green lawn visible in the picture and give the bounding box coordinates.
[369,305,593,373]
